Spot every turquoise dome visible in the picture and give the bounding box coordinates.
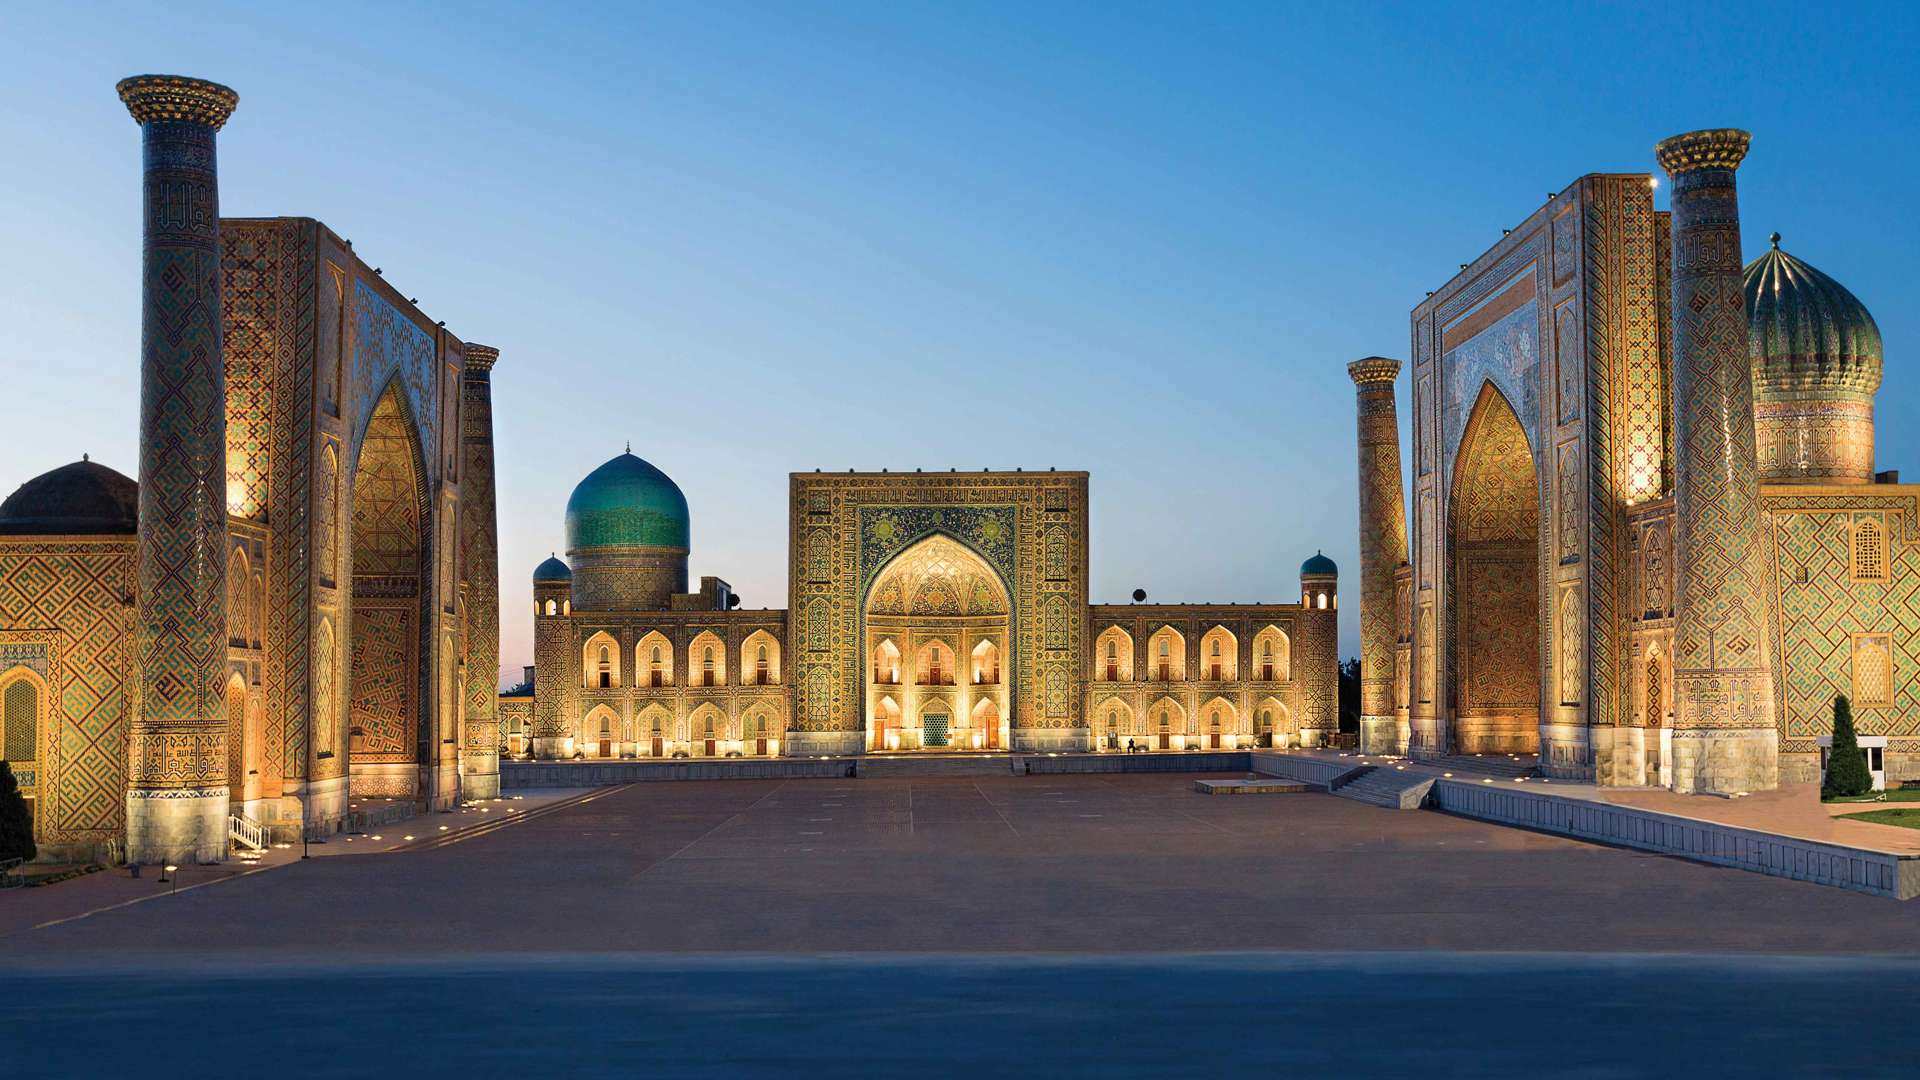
[1300,551,1338,576]
[532,554,572,584]
[1745,234,1883,399]
[564,452,690,551]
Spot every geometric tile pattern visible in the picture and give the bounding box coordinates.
[0,543,136,845]
[131,117,230,793]
[1766,492,1920,744]
[1350,358,1409,729]
[1658,135,1777,738]
[790,473,1085,741]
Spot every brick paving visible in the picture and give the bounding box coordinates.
[5,773,1919,961]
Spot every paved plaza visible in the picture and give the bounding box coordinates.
[6,773,1919,962]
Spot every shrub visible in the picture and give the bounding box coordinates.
[0,761,35,863]
[1822,694,1873,800]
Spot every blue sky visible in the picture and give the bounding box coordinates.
[2,2,1915,679]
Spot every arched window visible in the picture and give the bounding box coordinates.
[1095,627,1133,682]
[544,599,557,616]
[583,633,619,689]
[757,643,769,684]
[314,620,336,759]
[640,633,673,688]
[1317,592,1328,610]
[1254,627,1290,682]
[1853,516,1889,583]
[3,674,40,764]
[227,548,249,647]
[690,632,725,687]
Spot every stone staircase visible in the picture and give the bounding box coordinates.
[857,753,1018,778]
[1330,766,1436,810]
[1428,754,1540,780]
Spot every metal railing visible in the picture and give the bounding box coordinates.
[228,812,268,853]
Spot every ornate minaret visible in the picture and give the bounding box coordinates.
[1655,128,1779,794]
[459,344,503,799]
[118,75,239,863]
[1349,357,1410,755]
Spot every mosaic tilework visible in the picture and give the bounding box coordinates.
[222,231,278,520]
[1350,360,1409,731]
[459,355,501,767]
[132,118,230,794]
[0,543,135,846]
[790,473,1087,741]
[1660,141,1776,729]
[1766,489,1920,745]
[350,279,438,481]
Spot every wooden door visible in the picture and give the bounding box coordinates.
[704,737,716,756]
[651,736,663,756]
[1158,731,1170,750]
[598,738,612,757]
[755,737,767,755]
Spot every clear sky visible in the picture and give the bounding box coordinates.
[2,2,1916,684]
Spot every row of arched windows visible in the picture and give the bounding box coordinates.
[582,630,782,690]
[1093,626,1291,683]
[870,638,999,687]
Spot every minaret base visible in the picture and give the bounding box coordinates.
[1358,716,1399,755]
[461,754,501,801]
[1670,728,1779,795]
[126,786,228,865]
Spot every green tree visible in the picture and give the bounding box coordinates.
[0,761,34,863]
[1338,657,1361,734]
[1822,694,1873,800]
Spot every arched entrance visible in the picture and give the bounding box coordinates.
[863,534,1010,751]
[347,383,431,797]
[1448,383,1542,754]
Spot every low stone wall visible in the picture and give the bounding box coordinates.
[1021,752,1249,775]
[503,758,855,788]
[1248,751,1361,788]
[1429,779,1920,901]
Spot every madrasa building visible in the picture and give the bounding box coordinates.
[0,77,505,864]
[1349,128,1914,795]
[498,462,1340,762]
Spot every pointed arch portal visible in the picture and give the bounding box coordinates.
[1448,382,1542,754]
[863,534,1010,751]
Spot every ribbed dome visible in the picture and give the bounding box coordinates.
[563,452,690,551]
[1745,234,1883,400]
[532,554,572,584]
[0,459,138,536]
[1300,551,1338,576]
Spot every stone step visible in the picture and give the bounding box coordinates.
[1428,754,1540,780]
[857,754,1018,778]
[1332,767,1436,810]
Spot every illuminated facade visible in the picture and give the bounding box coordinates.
[1366,127,1907,792]
[0,76,498,863]
[517,467,1339,758]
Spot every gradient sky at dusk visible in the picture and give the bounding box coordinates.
[2,2,1916,682]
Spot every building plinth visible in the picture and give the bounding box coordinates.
[119,75,240,863]
[1656,128,1779,794]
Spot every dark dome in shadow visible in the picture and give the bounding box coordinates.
[0,459,138,536]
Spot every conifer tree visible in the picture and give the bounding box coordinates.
[1822,694,1873,799]
[0,761,34,863]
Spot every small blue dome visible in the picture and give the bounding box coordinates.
[533,554,572,584]
[1300,551,1338,577]
[564,452,690,551]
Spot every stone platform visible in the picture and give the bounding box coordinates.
[1253,749,1920,899]
[504,750,1254,787]
[1193,779,1311,795]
